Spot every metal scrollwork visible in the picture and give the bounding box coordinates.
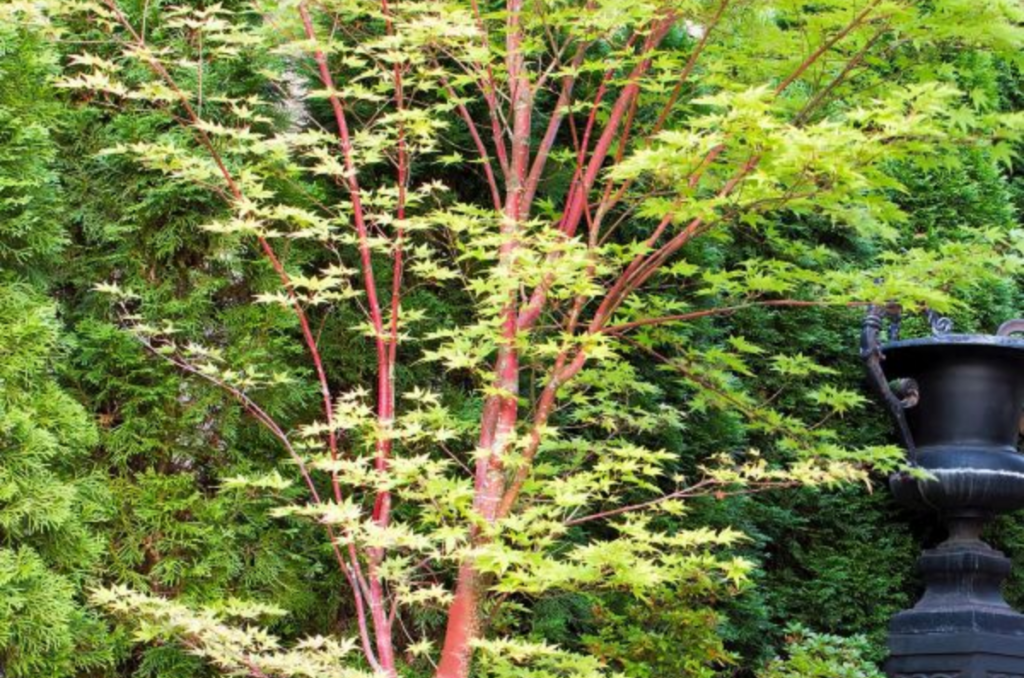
[893,378,920,409]
[997,319,1024,337]
[886,302,903,341]
[925,308,954,336]
[996,319,1024,442]
[861,303,918,463]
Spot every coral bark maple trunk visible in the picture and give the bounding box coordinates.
[435,0,532,672]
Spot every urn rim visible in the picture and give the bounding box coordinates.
[881,333,1024,374]
[883,332,1024,352]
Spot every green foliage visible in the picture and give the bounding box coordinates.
[0,0,1021,676]
[0,284,114,677]
[758,625,884,678]
[0,20,66,274]
[55,0,1024,670]
[753,491,914,661]
[0,16,116,677]
[54,109,345,678]
[582,588,733,678]
[92,586,373,678]
[1,7,338,676]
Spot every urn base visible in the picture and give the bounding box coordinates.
[886,537,1024,678]
[886,631,1024,678]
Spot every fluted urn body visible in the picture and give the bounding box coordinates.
[883,335,1024,515]
[861,313,1024,678]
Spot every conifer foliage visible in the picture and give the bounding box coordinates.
[0,286,112,678]
[0,18,114,677]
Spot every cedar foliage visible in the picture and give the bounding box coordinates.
[0,20,113,677]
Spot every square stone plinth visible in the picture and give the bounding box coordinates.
[887,631,1024,678]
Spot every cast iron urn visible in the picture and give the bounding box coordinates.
[862,307,1024,678]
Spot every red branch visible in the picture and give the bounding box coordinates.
[297,4,397,674]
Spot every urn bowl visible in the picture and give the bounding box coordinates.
[882,334,1024,514]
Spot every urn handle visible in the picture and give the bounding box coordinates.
[861,303,918,462]
[997,319,1024,437]
[997,319,1024,337]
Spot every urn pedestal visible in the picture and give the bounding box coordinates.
[862,312,1024,678]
